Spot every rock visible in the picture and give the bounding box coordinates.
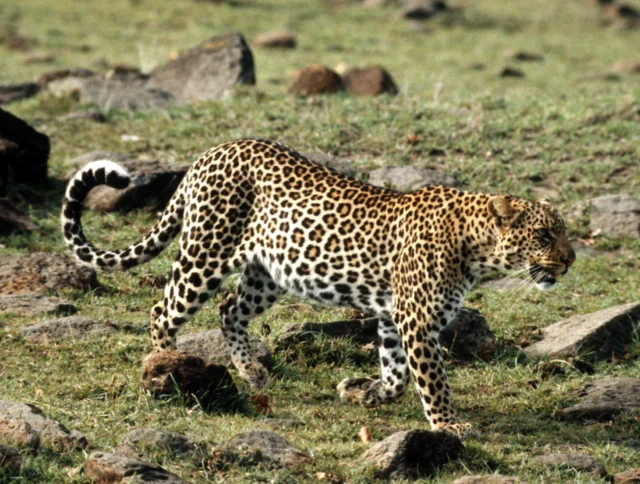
[590,194,640,238]
[402,0,449,20]
[178,329,272,369]
[342,66,398,96]
[79,77,176,112]
[614,468,640,483]
[19,316,120,343]
[0,400,88,450]
[499,67,525,78]
[532,453,606,477]
[558,378,640,421]
[227,430,312,468]
[363,429,464,479]
[0,108,50,186]
[612,59,640,74]
[0,252,99,296]
[440,308,496,361]
[0,198,37,234]
[524,302,640,361]
[253,31,296,49]
[301,152,358,177]
[366,165,456,191]
[141,351,237,405]
[84,452,188,483]
[0,444,22,473]
[148,32,255,103]
[612,439,640,451]
[0,82,40,105]
[0,417,40,450]
[122,428,205,459]
[504,50,543,62]
[288,64,343,95]
[276,318,379,348]
[0,294,76,317]
[452,476,519,484]
[35,68,95,86]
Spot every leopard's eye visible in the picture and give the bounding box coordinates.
[536,228,552,240]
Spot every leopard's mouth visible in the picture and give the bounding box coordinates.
[529,265,557,289]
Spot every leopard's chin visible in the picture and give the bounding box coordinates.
[530,265,557,291]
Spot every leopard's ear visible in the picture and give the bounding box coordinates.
[489,196,517,227]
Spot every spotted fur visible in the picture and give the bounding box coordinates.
[61,139,575,437]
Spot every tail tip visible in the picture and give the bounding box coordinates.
[83,160,130,189]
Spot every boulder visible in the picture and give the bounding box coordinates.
[0,82,40,105]
[342,66,398,96]
[590,194,640,238]
[524,302,640,361]
[0,444,22,473]
[84,452,188,484]
[558,378,640,421]
[0,400,88,450]
[253,31,296,49]
[440,308,497,361]
[141,351,237,405]
[288,64,343,95]
[363,429,463,479]
[532,453,606,477]
[614,468,640,483]
[19,316,120,343]
[178,329,272,369]
[0,108,50,186]
[227,430,312,468]
[366,166,456,191]
[148,32,255,103]
[122,428,205,459]
[0,294,76,317]
[0,198,37,234]
[0,417,40,450]
[452,476,520,484]
[0,252,99,296]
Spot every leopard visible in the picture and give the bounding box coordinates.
[61,138,575,438]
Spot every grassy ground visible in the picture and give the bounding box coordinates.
[1,0,640,482]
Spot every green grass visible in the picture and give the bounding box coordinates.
[1,0,640,482]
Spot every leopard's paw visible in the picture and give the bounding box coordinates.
[440,421,477,440]
[239,363,269,390]
[337,377,383,407]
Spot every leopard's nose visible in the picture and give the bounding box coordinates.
[560,247,576,267]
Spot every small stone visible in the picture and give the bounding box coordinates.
[590,194,640,238]
[0,444,22,473]
[19,316,119,343]
[253,31,296,49]
[84,451,188,483]
[439,308,497,361]
[342,66,398,96]
[532,453,606,477]
[614,468,640,483]
[363,429,463,479]
[452,476,521,484]
[558,378,640,421]
[227,430,312,468]
[122,428,205,459]
[288,64,343,95]
[0,198,37,235]
[0,417,40,450]
[499,67,525,78]
[367,165,456,191]
[178,329,272,369]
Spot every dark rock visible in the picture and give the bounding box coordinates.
[0,417,40,450]
[0,252,99,296]
[0,108,50,185]
[532,453,606,477]
[590,194,640,238]
[402,0,449,19]
[253,31,296,49]
[19,316,119,343]
[227,430,312,468]
[367,165,456,191]
[122,428,205,459]
[0,400,88,450]
[0,83,40,105]
[363,429,464,479]
[614,468,640,483]
[178,329,272,369]
[0,198,37,234]
[452,476,519,484]
[0,444,22,473]
[440,308,497,361]
[524,302,640,361]
[0,294,76,317]
[84,452,188,483]
[288,64,343,95]
[558,378,640,421]
[499,67,525,78]
[343,66,398,96]
[148,32,255,103]
[301,152,358,177]
[141,351,237,405]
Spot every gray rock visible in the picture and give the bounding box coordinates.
[148,32,255,103]
[0,82,40,105]
[614,468,640,483]
[440,308,497,361]
[0,198,37,235]
[524,302,640,360]
[227,430,312,468]
[0,444,22,473]
[558,378,640,421]
[590,194,640,238]
[84,452,188,483]
[452,476,521,484]
[0,294,76,317]
[19,316,119,343]
[0,400,87,450]
[0,252,99,296]
[0,417,40,450]
[122,428,205,459]
[367,166,456,191]
[178,329,272,369]
[363,429,464,479]
[302,152,359,177]
[532,453,606,477]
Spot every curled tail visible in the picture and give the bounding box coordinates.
[61,160,184,271]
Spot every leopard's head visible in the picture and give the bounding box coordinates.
[488,195,576,290]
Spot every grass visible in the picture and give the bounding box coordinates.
[1,0,640,482]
